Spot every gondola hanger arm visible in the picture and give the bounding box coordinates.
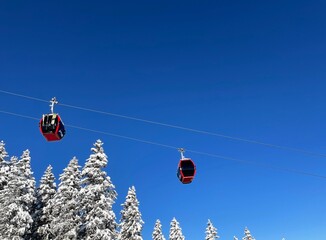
[178,148,186,159]
[50,97,58,114]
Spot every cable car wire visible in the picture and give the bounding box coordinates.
[1,109,325,180]
[1,89,326,158]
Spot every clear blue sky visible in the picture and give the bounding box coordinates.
[1,0,326,239]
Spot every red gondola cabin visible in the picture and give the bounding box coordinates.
[177,158,196,184]
[39,113,66,141]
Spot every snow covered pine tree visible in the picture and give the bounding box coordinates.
[0,140,9,191]
[33,165,57,240]
[49,157,81,239]
[242,227,255,240]
[169,218,185,240]
[78,140,118,240]
[18,149,36,239]
[0,152,35,239]
[119,186,144,240]
[152,219,166,240]
[205,219,219,240]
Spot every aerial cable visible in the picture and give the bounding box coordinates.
[0,109,325,180]
[0,90,49,103]
[186,149,326,179]
[65,125,177,150]
[1,89,326,158]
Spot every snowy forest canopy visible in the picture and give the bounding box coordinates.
[0,139,255,240]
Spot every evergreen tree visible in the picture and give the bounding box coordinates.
[79,139,118,240]
[50,157,81,240]
[18,150,36,210]
[152,219,166,240]
[119,186,144,240]
[33,165,57,240]
[242,227,255,240]
[0,140,10,191]
[0,140,8,163]
[205,219,219,240]
[18,150,36,239]
[169,218,185,240]
[0,156,33,239]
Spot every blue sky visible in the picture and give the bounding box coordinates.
[1,0,326,239]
